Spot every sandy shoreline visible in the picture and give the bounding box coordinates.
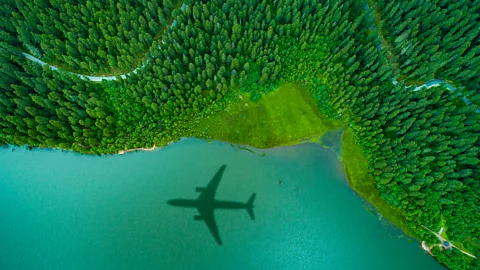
[118,145,156,155]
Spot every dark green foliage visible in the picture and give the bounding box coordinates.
[377,0,480,104]
[0,49,117,153]
[0,2,19,49]
[432,247,472,270]
[351,84,480,244]
[7,0,176,74]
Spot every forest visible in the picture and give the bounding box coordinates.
[6,0,176,74]
[0,0,479,269]
[376,0,480,106]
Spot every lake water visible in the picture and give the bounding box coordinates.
[0,138,444,270]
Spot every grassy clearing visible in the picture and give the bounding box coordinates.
[341,127,419,239]
[188,83,342,148]
[439,217,448,239]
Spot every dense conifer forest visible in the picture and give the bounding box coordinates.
[0,50,117,152]
[376,0,480,106]
[5,0,176,74]
[0,0,479,269]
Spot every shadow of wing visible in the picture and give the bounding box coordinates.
[199,208,223,245]
[199,165,226,201]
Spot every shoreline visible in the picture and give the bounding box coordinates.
[1,127,335,157]
[118,145,157,155]
[340,127,420,241]
[115,125,347,156]
[115,132,331,156]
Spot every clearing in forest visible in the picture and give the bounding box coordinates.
[191,83,342,148]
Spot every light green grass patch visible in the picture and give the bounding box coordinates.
[189,83,342,148]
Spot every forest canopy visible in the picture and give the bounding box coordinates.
[5,0,177,74]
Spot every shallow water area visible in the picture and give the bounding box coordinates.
[0,139,444,270]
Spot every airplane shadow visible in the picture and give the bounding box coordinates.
[167,165,256,245]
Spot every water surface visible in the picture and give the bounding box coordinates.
[0,139,444,269]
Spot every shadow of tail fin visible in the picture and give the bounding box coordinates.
[246,193,256,220]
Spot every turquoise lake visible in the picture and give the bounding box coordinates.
[0,138,445,270]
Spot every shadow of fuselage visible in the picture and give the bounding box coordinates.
[167,165,256,245]
[167,198,255,213]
